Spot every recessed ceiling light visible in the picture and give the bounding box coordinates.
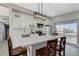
[51,12,55,15]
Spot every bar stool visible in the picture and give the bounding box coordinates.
[36,39,58,56]
[7,36,27,56]
[56,37,66,56]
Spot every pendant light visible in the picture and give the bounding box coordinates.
[33,3,47,21]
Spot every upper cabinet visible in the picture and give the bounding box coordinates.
[12,11,37,28]
[12,12,22,28]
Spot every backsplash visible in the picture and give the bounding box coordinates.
[12,28,31,40]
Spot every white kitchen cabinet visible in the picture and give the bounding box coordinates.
[12,13,22,28]
[12,11,34,28]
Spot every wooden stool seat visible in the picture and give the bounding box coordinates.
[11,47,27,56]
[36,47,47,56]
[36,39,58,56]
[7,36,27,56]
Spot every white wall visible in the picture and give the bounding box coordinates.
[50,11,79,45]
[0,5,9,24]
[0,5,9,17]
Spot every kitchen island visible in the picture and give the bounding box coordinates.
[12,35,61,56]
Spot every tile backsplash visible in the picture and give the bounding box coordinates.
[12,28,31,40]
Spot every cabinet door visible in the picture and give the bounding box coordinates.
[12,14,22,28]
[45,25,51,35]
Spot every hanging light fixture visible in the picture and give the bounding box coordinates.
[33,3,47,21]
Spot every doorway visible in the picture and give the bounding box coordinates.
[0,23,9,41]
[4,24,9,40]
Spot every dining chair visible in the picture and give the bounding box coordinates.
[7,36,27,56]
[56,37,66,56]
[36,39,58,56]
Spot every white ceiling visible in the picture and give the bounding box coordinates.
[14,3,79,17]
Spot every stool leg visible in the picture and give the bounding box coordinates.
[63,50,65,56]
[59,51,61,56]
[36,52,37,56]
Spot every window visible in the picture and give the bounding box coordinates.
[55,20,77,45]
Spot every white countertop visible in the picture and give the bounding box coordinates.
[12,35,61,48]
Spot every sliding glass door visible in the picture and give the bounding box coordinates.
[64,23,77,45]
[55,20,77,45]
